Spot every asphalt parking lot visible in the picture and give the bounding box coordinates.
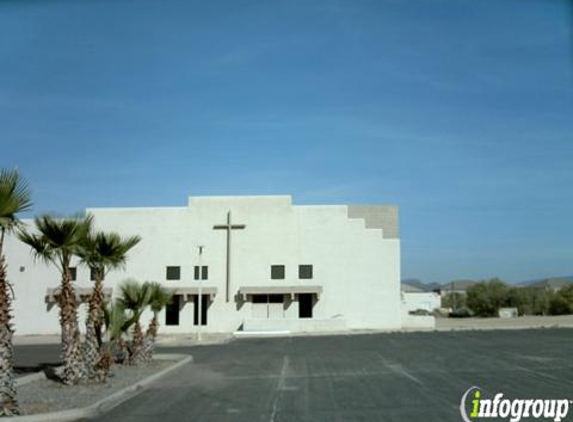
[14,328,573,421]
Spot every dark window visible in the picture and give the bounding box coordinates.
[271,265,285,280]
[252,294,268,303]
[193,295,209,326]
[166,266,181,280]
[69,267,77,281]
[165,295,180,326]
[194,266,208,280]
[299,265,313,279]
[299,294,314,318]
[269,294,284,303]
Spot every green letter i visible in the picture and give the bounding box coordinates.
[470,390,481,417]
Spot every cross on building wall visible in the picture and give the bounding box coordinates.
[213,211,246,302]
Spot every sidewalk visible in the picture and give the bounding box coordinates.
[155,332,233,346]
[14,335,60,346]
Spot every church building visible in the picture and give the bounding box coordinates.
[5,195,424,335]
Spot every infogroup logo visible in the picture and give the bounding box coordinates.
[460,386,571,422]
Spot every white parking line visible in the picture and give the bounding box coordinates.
[270,356,290,422]
[377,354,424,386]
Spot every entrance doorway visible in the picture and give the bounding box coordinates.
[165,295,181,326]
[251,294,285,318]
[193,295,209,326]
[298,293,313,318]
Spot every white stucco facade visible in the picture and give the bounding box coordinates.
[4,195,406,335]
[401,292,441,313]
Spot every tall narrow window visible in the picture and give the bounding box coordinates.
[299,265,313,279]
[194,266,208,280]
[166,266,181,280]
[299,294,314,318]
[165,295,180,326]
[69,267,77,281]
[271,265,285,280]
[193,295,209,326]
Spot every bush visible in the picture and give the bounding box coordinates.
[454,278,573,317]
[449,306,474,318]
[409,309,432,316]
[466,278,509,317]
[548,295,572,315]
[548,285,573,315]
[507,287,553,316]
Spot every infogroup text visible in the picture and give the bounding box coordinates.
[460,386,571,422]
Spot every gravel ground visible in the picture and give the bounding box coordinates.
[17,360,174,415]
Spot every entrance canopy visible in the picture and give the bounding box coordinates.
[46,287,113,304]
[238,285,323,300]
[166,286,218,302]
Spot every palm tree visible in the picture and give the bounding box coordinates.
[18,214,92,385]
[78,231,140,380]
[0,169,32,416]
[94,300,132,381]
[144,282,172,361]
[117,279,152,365]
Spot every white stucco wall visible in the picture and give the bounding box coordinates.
[4,195,401,335]
[401,292,441,313]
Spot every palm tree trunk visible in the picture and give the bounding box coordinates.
[0,256,20,415]
[0,228,5,260]
[93,349,112,383]
[84,274,105,380]
[117,337,129,364]
[59,269,83,385]
[129,321,145,365]
[144,312,158,361]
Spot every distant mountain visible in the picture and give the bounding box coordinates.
[439,279,478,291]
[403,276,573,293]
[401,278,441,292]
[517,276,573,288]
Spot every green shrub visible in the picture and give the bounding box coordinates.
[548,295,572,315]
[507,287,553,316]
[466,278,509,317]
[449,306,474,318]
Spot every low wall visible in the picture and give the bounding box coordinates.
[436,315,573,331]
[401,313,436,330]
[242,318,347,332]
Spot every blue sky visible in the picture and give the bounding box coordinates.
[1,0,572,283]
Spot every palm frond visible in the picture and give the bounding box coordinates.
[104,300,133,342]
[118,279,152,315]
[145,282,173,313]
[78,229,140,274]
[17,229,55,265]
[0,168,32,233]
[19,214,92,271]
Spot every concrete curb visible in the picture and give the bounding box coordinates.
[155,334,233,347]
[16,371,55,388]
[6,353,192,422]
[233,330,291,338]
[434,324,573,332]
